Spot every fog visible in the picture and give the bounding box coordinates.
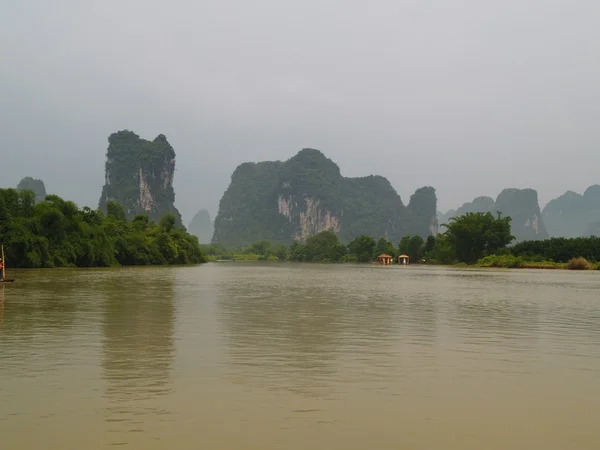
[2,0,599,223]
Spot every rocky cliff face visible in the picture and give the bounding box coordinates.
[188,209,214,243]
[212,149,437,247]
[491,188,548,242]
[542,185,600,237]
[98,130,182,225]
[16,177,47,203]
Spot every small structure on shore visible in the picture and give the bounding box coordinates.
[398,254,410,265]
[377,254,393,265]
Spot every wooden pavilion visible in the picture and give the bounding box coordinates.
[377,254,393,265]
[398,254,410,265]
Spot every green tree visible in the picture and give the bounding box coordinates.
[159,213,177,232]
[408,235,425,262]
[398,236,411,256]
[398,235,425,263]
[431,234,455,264]
[373,237,396,259]
[305,230,347,262]
[347,235,376,262]
[244,240,272,256]
[0,189,206,268]
[106,200,127,222]
[288,230,347,262]
[424,235,436,254]
[443,212,514,263]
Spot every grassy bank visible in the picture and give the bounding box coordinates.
[204,252,600,271]
[205,253,280,262]
[477,255,600,270]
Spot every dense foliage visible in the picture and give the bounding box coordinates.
[203,230,441,264]
[98,130,183,225]
[212,148,438,248]
[509,236,600,263]
[203,212,600,270]
[288,230,348,262]
[0,188,206,268]
[442,212,514,264]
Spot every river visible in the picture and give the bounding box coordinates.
[1,263,599,449]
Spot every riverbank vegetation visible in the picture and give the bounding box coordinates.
[3,187,597,271]
[0,188,206,268]
[201,211,600,271]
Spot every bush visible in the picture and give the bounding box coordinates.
[477,254,564,269]
[232,253,261,261]
[477,254,525,268]
[567,257,592,270]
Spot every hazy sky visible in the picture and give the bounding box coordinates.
[2,0,599,224]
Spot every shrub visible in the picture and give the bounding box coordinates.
[477,254,525,268]
[567,257,592,270]
[477,254,564,269]
[340,254,358,263]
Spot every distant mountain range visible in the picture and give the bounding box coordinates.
[438,185,600,241]
[14,135,599,245]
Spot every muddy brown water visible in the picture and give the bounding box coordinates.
[1,263,599,449]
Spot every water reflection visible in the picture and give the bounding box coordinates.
[0,283,5,327]
[98,268,175,433]
[0,270,79,333]
[0,270,81,374]
[216,264,403,397]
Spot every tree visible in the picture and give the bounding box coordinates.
[305,230,347,262]
[398,235,425,263]
[408,235,425,262]
[287,230,347,262]
[0,188,206,268]
[431,234,455,264]
[348,235,376,262]
[423,235,436,257]
[398,236,411,257]
[373,237,396,259]
[443,212,514,263]
[106,200,127,222]
[159,213,177,232]
[244,240,272,256]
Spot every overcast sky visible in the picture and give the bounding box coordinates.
[2,0,599,224]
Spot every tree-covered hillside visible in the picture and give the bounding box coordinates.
[212,148,437,248]
[98,130,183,225]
